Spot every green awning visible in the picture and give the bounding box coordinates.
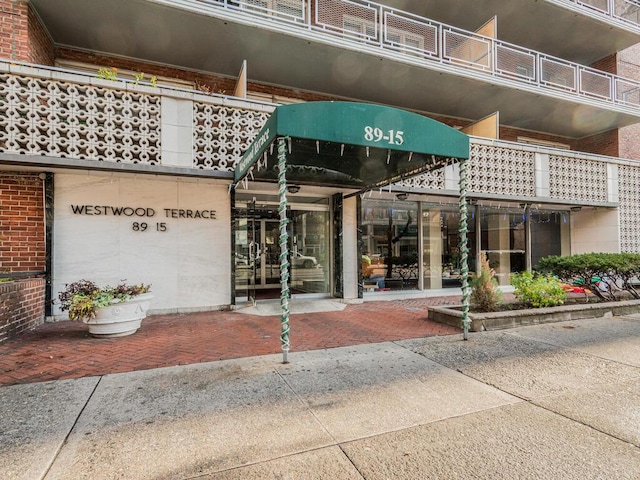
[233,101,469,191]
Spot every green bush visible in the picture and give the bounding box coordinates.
[471,252,502,312]
[511,271,567,308]
[537,253,640,301]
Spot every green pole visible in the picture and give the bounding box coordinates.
[458,157,471,340]
[277,137,291,363]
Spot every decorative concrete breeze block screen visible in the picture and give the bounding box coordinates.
[549,154,608,202]
[619,164,640,253]
[193,103,270,170]
[0,74,161,164]
[468,143,536,196]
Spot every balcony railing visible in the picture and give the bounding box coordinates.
[556,0,640,28]
[200,0,640,109]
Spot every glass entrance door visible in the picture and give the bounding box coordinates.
[289,210,330,294]
[234,196,331,301]
[234,199,257,304]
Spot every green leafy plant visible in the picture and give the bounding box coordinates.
[470,252,502,312]
[511,271,567,308]
[134,72,145,85]
[96,68,158,87]
[58,279,151,321]
[97,67,118,81]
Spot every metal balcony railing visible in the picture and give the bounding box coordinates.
[557,0,640,28]
[201,0,640,109]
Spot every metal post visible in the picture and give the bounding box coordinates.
[458,158,471,340]
[524,204,532,272]
[277,137,291,363]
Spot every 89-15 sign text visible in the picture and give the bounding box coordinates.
[364,126,404,145]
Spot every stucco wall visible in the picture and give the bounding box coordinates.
[570,208,620,254]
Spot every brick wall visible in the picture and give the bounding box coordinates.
[590,53,617,75]
[0,173,46,274]
[0,277,45,343]
[618,43,640,81]
[0,0,54,64]
[575,129,619,157]
[26,3,55,65]
[617,43,640,160]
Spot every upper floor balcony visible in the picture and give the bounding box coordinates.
[2,58,640,253]
[394,0,640,64]
[3,59,640,250]
[30,0,640,139]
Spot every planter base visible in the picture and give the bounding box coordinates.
[429,299,640,332]
[84,293,153,338]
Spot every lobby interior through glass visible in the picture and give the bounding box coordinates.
[360,199,569,293]
[233,192,570,301]
[234,193,332,301]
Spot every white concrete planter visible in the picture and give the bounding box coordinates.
[84,293,153,338]
[429,299,640,332]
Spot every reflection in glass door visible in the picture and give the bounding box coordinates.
[234,200,331,301]
[234,200,257,304]
[289,210,330,294]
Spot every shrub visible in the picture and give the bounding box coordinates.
[537,253,640,301]
[511,271,566,308]
[470,252,502,312]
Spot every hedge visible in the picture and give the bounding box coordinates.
[537,253,640,301]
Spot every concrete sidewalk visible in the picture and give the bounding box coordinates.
[1,314,640,479]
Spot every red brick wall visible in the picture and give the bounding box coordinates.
[26,3,55,65]
[618,43,640,81]
[575,129,619,157]
[617,43,640,160]
[0,277,45,343]
[0,0,54,64]
[590,53,617,75]
[0,173,46,274]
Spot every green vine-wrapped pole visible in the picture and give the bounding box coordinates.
[458,157,471,340]
[277,137,291,363]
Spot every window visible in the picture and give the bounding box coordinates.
[386,27,425,56]
[240,0,304,22]
[517,137,571,150]
[343,15,377,41]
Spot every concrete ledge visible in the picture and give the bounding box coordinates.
[429,299,640,331]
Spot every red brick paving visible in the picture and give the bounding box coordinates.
[0,298,461,387]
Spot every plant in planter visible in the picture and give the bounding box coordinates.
[511,271,567,308]
[58,280,152,338]
[470,252,502,312]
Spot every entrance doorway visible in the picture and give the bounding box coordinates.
[234,195,331,303]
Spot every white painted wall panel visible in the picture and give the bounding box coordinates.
[52,173,231,316]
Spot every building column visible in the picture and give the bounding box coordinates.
[422,208,443,289]
[342,196,359,301]
[487,214,511,286]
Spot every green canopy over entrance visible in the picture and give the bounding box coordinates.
[232,102,472,362]
[233,101,469,191]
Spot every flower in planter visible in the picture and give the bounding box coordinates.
[58,280,151,321]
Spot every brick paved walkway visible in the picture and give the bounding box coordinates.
[0,298,461,387]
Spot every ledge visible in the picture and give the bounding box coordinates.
[428,299,640,331]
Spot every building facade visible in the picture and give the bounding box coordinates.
[1,0,640,325]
